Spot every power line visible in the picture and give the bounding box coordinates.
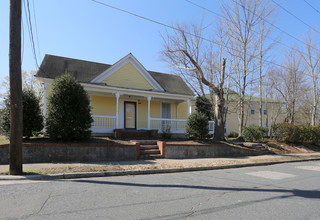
[90,0,301,71]
[229,0,320,54]
[303,0,320,16]
[23,0,40,68]
[21,16,24,64]
[271,0,320,35]
[185,0,318,63]
[31,0,41,60]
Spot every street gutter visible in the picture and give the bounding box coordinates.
[1,156,320,181]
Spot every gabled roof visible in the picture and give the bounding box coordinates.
[91,53,164,92]
[36,54,194,96]
[36,54,111,83]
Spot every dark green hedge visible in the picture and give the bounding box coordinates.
[272,123,320,144]
[242,125,268,142]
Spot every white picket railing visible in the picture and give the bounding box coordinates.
[150,118,187,133]
[208,121,215,134]
[91,115,215,135]
[91,115,116,133]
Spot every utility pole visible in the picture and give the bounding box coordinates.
[9,0,23,175]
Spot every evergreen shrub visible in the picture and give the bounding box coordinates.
[242,125,268,142]
[185,112,209,139]
[195,96,213,120]
[228,131,239,138]
[0,89,43,139]
[46,74,93,141]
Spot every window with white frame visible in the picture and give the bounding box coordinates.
[263,104,267,115]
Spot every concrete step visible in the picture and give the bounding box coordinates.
[133,140,158,145]
[140,149,161,155]
[140,145,159,150]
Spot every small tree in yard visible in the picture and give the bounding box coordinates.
[0,89,43,139]
[195,96,213,120]
[185,112,209,139]
[46,74,93,141]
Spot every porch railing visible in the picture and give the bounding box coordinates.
[208,121,214,134]
[91,115,215,135]
[91,115,116,132]
[150,118,187,133]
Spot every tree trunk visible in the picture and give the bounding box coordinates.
[214,92,225,141]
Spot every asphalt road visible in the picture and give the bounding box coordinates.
[0,161,320,220]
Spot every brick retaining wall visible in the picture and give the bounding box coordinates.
[0,143,137,164]
[164,143,261,159]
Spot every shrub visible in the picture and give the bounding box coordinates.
[308,126,320,144]
[46,74,93,141]
[272,123,302,144]
[161,124,172,139]
[242,125,268,142]
[185,112,209,139]
[228,131,238,138]
[195,95,213,120]
[0,89,43,139]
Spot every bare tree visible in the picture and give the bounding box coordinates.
[221,0,262,136]
[268,48,305,124]
[257,0,278,127]
[299,30,320,126]
[162,23,227,140]
[0,70,43,108]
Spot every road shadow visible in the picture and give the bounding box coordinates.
[72,179,320,199]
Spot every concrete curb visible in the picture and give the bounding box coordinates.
[1,156,320,181]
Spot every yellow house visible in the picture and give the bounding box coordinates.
[36,53,195,136]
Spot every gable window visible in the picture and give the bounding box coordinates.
[250,104,255,115]
[263,104,267,115]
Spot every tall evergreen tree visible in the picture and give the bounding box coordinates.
[46,74,93,141]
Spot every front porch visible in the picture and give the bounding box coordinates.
[89,92,214,136]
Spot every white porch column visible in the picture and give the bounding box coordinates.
[187,99,191,117]
[176,102,179,129]
[116,92,120,128]
[42,83,47,132]
[147,95,151,129]
[43,83,47,118]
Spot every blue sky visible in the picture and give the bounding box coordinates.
[1,0,320,90]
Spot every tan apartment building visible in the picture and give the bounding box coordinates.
[192,93,284,136]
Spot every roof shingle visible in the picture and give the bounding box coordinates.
[36,54,194,96]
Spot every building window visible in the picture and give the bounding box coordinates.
[250,104,255,115]
[161,102,172,127]
[263,104,267,115]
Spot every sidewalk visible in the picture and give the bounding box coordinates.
[1,153,320,180]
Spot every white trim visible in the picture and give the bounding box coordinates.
[151,118,186,121]
[176,102,179,119]
[122,99,138,129]
[92,115,116,118]
[187,99,191,117]
[43,83,47,118]
[91,53,164,92]
[147,95,151,129]
[36,77,194,100]
[43,83,47,131]
[115,92,120,128]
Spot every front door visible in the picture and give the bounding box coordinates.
[124,102,136,129]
